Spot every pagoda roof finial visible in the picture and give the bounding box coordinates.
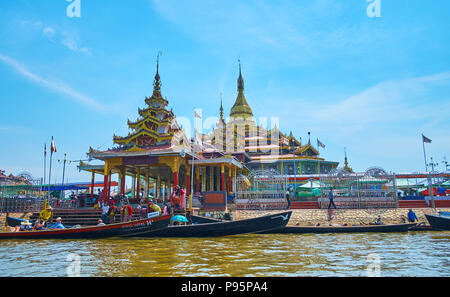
[237,59,244,92]
[230,59,253,118]
[152,51,162,96]
[220,92,224,120]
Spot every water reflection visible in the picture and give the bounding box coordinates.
[0,232,449,277]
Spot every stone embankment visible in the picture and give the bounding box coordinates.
[232,208,450,226]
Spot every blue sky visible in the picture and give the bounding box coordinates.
[0,0,449,184]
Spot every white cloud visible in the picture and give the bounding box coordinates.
[61,33,92,55]
[0,54,110,113]
[42,26,56,39]
[19,19,91,55]
[0,125,32,134]
[263,71,450,137]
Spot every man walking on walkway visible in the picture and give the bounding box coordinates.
[328,187,337,209]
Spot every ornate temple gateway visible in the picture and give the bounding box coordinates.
[79,59,243,205]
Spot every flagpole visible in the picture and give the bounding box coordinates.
[48,149,53,197]
[43,144,47,197]
[422,136,428,173]
[317,140,321,198]
[190,110,196,211]
[48,136,55,200]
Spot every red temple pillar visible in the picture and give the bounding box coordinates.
[186,172,190,196]
[174,171,179,187]
[136,168,141,200]
[107,174,111,201]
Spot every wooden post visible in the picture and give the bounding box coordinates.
[90,171,95,198]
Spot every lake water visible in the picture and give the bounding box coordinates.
[0,231,449,277]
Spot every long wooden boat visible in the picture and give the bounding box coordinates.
[191,215,419,234]
[135,211,292,237]
[0,215,172,240]
[6,216,35,228]
[259,223,416,234]
[425,213,450,231]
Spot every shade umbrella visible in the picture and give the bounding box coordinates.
[170,215,189,223]
[298,180,321,189]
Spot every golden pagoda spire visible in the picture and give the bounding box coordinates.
[344,147,354,172]
[230,59,253,119]
[152,51,162,97]
[219,92,225,123]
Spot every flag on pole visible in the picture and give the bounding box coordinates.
[422,134,432,144]
[194,110,202,119]
[317,139,326,149]
[51,136,57,153]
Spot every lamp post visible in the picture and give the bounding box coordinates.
[427,157,439,184]
[442,157,450,172]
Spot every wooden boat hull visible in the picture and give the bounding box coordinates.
[135,211,292,237]
[425,214,450,231]
[260,223,416,234]
[408,225,436,231]
[0,215,172,240]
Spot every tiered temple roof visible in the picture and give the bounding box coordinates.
[111,59,188,153]
[203,62,339,173]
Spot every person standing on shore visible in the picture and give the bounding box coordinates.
[286,192,291,210]
[328,187,337,209]
[101,202,110,224]
[407,209,418,223]
[122,203,133,222]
